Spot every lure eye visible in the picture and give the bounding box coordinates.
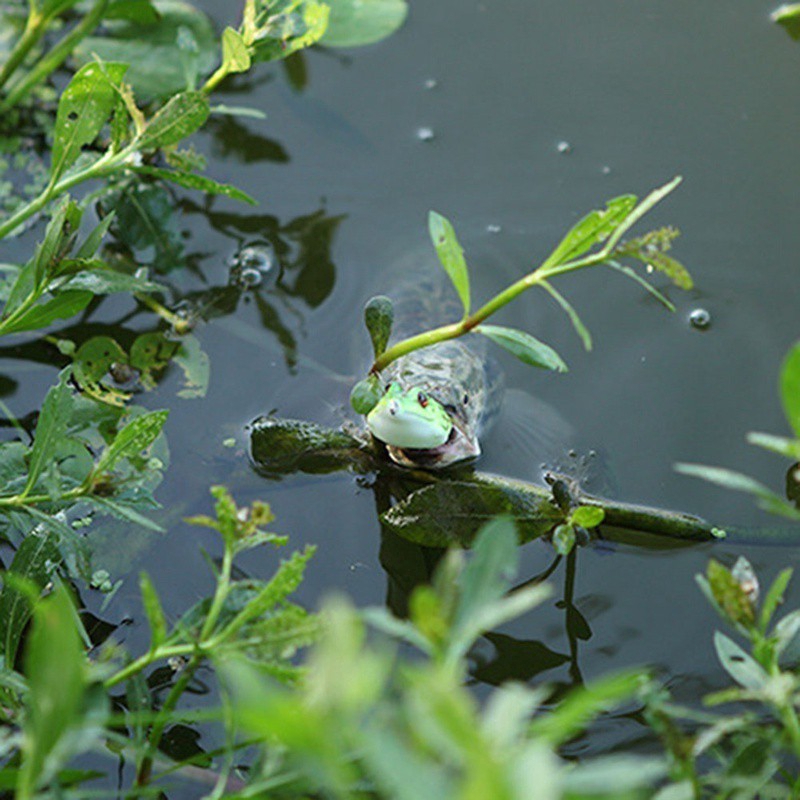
[417,392,428,408]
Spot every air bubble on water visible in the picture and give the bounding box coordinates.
[486,223,502,234]
[556,140,572,154]
[646,264,654,273]
[416,127,435,142]
[601,165,611,175]
[231,242,277,289]
[689,308,711,330]
[424,78,438,90]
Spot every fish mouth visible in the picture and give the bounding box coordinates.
[383,415,480,469]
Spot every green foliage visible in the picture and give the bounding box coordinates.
[0,372,170,575]
[476,324,568,372]
[222,518,659,799]
[364,294,394,358]
[429,209,471,314]
[772,3,800,40]
[677,340,800,520]
[75,0,217,100]
[645,558,800,797]
[322,0,408,48]
[356,178,691,411]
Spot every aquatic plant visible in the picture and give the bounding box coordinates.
[2,487,317,797]
[351,178,693,414]
[677,340,800,520]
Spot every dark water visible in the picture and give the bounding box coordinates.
[6,0,800,766]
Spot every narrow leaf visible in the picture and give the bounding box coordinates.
[676,463,800,520]
[760,567,793,632]
[428,211,470,314]
[0,291,93,335]
[75,213,116,260]
[51,62,128,182]
[221,546,315,639]
[781,342,800,438]
[23,370,72,496]
[94,410,169,474]
[18,585,87,799]
[476,324,567,372]
[541,280,592,350]
[606,260,675,310]
[605,176,683,253]
[137,91,210,151]
[140,573,167,649]
[745,431,800,459]
[132,165,257,205]
[0,534,61,667]
[541,194,637,270]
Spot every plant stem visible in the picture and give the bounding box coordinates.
[104,644,198,689]
[135,652,203,788]
[370,250,606,373]
[0,0,109,113]
[0,10,46,93]
[0,144,132,240]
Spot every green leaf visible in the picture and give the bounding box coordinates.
[0,534,61,667]
[137,90,210,151]
[51,62,128,183]
[23,370,72,496]
[18,585,88,799]
[760,567,793,632]
[248,1,329,63]
[75,0,217,101]
[745,431,800,459]
[75,213,116,260]
[705,558,756,629]
[428,210,470,314]
[364,295,393,358]
[40,0,81,16]
[541,281,591,350]
[220,546,315,640]
[528,669,644,745]
[104,0,161,24]
[0,291,94,335]
[675,462,800,520]
[140,572,167,649]
[772,3,800,40]
[84,496,164,532]
[63,267,164,294]
[32,198,82,288]
[476,324,567,372]
[571,505,605,529]
[322,0,408,47]
[713,631,767,690]
[552,523,575,555]
[606,259,676,311]
[351,374,383,414]
[221,26,251,74]
[605,177,683,253]
[94,409,169,473]
[780,341,800,438]
[131,165,257,205]
[541,194,637,271]
[565,756,667,795]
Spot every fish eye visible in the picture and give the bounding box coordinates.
[417,392,428,408]
[463,393,469,405]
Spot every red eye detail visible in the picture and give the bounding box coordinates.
[418,392,428,408]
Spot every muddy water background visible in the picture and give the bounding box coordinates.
[7,0,800,760]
